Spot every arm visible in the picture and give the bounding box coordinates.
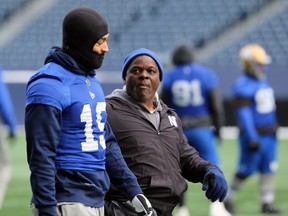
[179,128,228,202]
[207,88,225,138]
[179,128,213,182]
[25,104,61,216]
[105,123,142,200]
[234,96,259,144]
[105,122,153,214]
[0,78,17,135]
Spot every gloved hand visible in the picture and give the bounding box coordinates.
[202,166,228,202]
[131,194,153,215]
[214,129,223,145]
[249,140,260,151]
[213,127,221,139]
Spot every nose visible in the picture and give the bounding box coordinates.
[102,42,109,52]
[139,70,149,79]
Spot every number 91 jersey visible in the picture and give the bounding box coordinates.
[161,63,218,117]
[26,62,106,171]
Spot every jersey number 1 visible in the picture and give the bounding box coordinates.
[80,103,106,151]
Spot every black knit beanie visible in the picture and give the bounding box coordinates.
[62,7,108,71]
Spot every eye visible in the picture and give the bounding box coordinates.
[130,68,141,75]
[97,39,105,45]
[148,68,157,75]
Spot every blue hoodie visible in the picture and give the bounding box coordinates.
[25,47,142,216]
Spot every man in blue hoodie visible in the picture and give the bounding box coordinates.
[25,7,152,216]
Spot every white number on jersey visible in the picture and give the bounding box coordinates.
[80,103,106,151]
[171,79,204,107]
[255,87,275,113]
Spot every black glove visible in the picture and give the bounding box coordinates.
[202,167,228,202]
[213,127,223,145]
[249,140,260,151]
[213,127,221,139]
[131,194,153,215]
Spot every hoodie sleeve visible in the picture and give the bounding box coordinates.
[25,104,61,216]
[180,142,214,183]
[178,118,214,182]
[105,122,143,200]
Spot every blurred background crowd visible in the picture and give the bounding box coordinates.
[0,0,287,126]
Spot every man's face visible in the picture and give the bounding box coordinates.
[125,55,160,105]
[245,62,267,79]
[89,33,109,69]
[92,33,109,54]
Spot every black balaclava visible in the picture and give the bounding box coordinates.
[62,7,108,72]
[172,43,194,66]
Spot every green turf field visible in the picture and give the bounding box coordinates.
[1,132,287,216]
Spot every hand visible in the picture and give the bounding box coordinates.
[213,127,221,139]
[213,127,222,145]
[202,166,228,202]
[131,194,153,216]
[249,140,260,151]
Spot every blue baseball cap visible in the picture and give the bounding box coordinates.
[122,48,164,81]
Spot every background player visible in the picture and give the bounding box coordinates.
[223,44,281,215]
[160,43,229,216]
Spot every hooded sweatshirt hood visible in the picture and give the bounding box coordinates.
[62,7,108,72]
[45,46,95,76]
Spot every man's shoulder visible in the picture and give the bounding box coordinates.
[30,63,79,85]
[105,95,130,112]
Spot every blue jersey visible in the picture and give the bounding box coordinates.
[161,63,222,165]
[26,62,106,170]
[232,74,278,176]
[232,74,277,140]
[162,63,218,117]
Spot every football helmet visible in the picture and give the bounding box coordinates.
[239,44,271,79]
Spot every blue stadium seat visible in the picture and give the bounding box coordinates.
[205,5,288,66]
[0,0,29,22]
[0,0,285,72]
